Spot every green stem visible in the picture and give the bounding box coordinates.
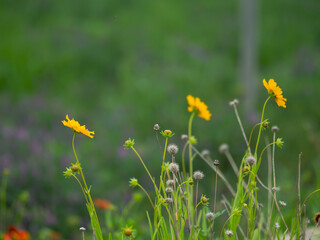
[181,141,189,180]
[255,97,270,155]
[188,112,196,177]
[138,184,155,209]
[298,189,320,217]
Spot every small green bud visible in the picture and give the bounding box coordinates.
[232,208,241,216]
[201,195,209,205]
[243,203,247,208]
[124,138,135,149]
[262,119,270,129]
[63,168,73,178]
[129,178,138,187]
[188,177,194,186]
[189,136,197,145]
[276,138,284,148]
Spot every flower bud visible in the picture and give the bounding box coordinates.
[129,178,138,188]
[123,228,133,236]
[272,126,279,133]
[213,159,220,166]
[219,144,229,154]
[153,124,160,131]
[124,138,135,149]
[189,136,197,145]
[276,138,284,148]
[246,156,256,166]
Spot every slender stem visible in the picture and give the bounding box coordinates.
[298,189,320,217]
[212,165,218,231]
[297,152,302,235]
[233,104,251,153]
[72,174,89,205]
[137,184,155,209]
[181,141,189,180]
[192,201,202,235]
[272,131,276,188]
[188,112,195,177]
[220,212,237,240]
[246,123,260,154]
[72,133,79,163]
[255,97,270,155]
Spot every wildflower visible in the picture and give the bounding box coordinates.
[276,138,284,148]
[166,180,174,186]
[165,198,173,204]
[225,230,233,237]
[206,212,214,220]
[123,138,135,149]
[263,79,287,108]
[246,156,256,166]
[169,163,179,173]
[279,201,286,207]
[129,178,138,187]
[167,144,178,155]
[165,187,173,194]
[94,198,113,210]
[62,115,94,138]
[153,124,160,131]
[186,95,212,121]
[201,195,209,205]
[181,134,188,141]
[219,144,229,154]
[229,99,239,106]
[213,159,220,166]
[275,222,280,230]
[189,136,197,145]
[314,213,320,225]
[160,129,175,138]
[3,226,30,240]
[201,149,210,158]
[272,126,279,133]
[193,171,204,180]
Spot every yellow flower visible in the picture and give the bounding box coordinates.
[62,114,95,138]
[186,95,212,121]
[263,79,287,108]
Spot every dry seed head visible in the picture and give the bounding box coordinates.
[219,144,229,154]
[275,222,280,230]
[206,212,214,220]
[153,124,160,131]
[201,195,209,205]
[167,144,179,155]
[165,198,173,204]
[213,159,220,166]
[123,228,133,236]
[272,187,280,192]
[229,99,239,106]
[165,187,173,194]
[314,213,320,224]
[246,156,256,166]
[79,227,86,231]
[201,149,210,158]
[166,180,174,186]
[225,230,233,237]
[181,134,188,141]
[279,201,286,207]
[169,163,179,173]
[193,171,204,180]
[272,126,279,133]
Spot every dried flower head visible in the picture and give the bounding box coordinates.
[62,114,95,138]
[167,144,179,155]
[272,187,280,192]
[225,230,233,237]
[187,95,212,121]
[213,159,220,166]
[166,180,174,186]
[246,156,256,166]
[314,213,320,225]
[279,201,286,207]
[153,124,160,131]
[272,126,279,133]
[181,134,188,141]
[124,138,135,149]
[165,187,173,194]
[165,198,173,204]
[263,79,287,108]
[169,163,179,173]
[275,222,280,230]
[79,227,86,231]
[206,212,214,220]
[219,144,229,154]
[193,171,204,180]
[229,99,239,106]
[201,150,210,158]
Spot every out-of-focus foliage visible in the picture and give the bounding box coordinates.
[0,0,319,238]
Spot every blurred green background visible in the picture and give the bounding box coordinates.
[1,0,320,239]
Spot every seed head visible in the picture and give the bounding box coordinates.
[275,222,280,230]
[181,134,188,141]
[129,178,138,187]
[167,144,179,155]
[279,201,286,208]
[79,227,86,231]
[166,180,174,186]
[263,120,270,128]
[229,99,239,106]
[201,195,209,205]
[123,228,133,237]
[246,156,256,166]
[188,177,194,185]
[165,198,173,204]
[219,144,229,154]
[213,159,220,166]
[201,150,210,158]
[165,187,173,194]
[225,230,233,237]
[169,163,179,173]
[272,187,280,192]
[206,212,214,220]
[193,171,204,180]
[153,124,160,131]
[272,126,279,133]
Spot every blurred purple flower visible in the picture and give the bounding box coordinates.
[117,146,128,158]
[30,140,42,155]
[17,127,29,140]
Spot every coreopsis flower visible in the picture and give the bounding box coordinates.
[263,79,287,108]
[94,198,113,210]
[186,95,212,121]
[3,226,30,240]
[62,115,94,138]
